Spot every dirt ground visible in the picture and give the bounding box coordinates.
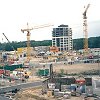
[14,87,44,100]
[14,63,98,100]
[28,63,99,82]
[14,87,94,100]
[53,63,99,74]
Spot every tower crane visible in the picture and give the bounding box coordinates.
[21,23,33,61]
[83,4,90,54]
[21,23,53,61]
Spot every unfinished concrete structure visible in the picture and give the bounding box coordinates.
[52,24,73,52]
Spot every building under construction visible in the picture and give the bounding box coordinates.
[52,24,73,52]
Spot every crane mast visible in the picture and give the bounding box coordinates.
[83,4,90,54]
[21,23,33,61]
[21,23,53,61]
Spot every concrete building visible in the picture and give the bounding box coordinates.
[52,24,73,52]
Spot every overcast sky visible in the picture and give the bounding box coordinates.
[0,0,100,42]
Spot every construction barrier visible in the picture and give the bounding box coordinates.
[0,64,23,71]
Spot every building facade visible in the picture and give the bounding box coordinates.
[52,24,73,52]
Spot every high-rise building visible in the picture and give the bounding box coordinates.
[52,24,73,52]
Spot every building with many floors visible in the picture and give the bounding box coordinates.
[52,24,73,52]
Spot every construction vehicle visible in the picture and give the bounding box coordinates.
[83,4,90,54]
[21,23,53,61]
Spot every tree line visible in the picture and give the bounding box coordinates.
[73,36,100,50]
[0,40,52,51]
[0,36,100,51]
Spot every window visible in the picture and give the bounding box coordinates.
[53,42,55,45]
[53,38,55,41]
[64,40,67,42]
[61,45,63,47]
[61,48,63,51]
[64,33,68,36]
[60,28,63,30]
[64,42,67,44]
[60,38,63,41]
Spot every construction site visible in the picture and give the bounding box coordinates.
[0,1,100,100]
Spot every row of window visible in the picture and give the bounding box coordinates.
[52,38,72,40]
[59,47,73,51]
[52,33,72,37]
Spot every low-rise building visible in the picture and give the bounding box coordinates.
[35,46,50,54]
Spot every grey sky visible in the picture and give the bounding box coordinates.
[0,0,100,42]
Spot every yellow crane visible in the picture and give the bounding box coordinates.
[21,23,33,61]
[83,4,90,54]
[21,23,53,61]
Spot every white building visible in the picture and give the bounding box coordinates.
[52,24,73,52]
